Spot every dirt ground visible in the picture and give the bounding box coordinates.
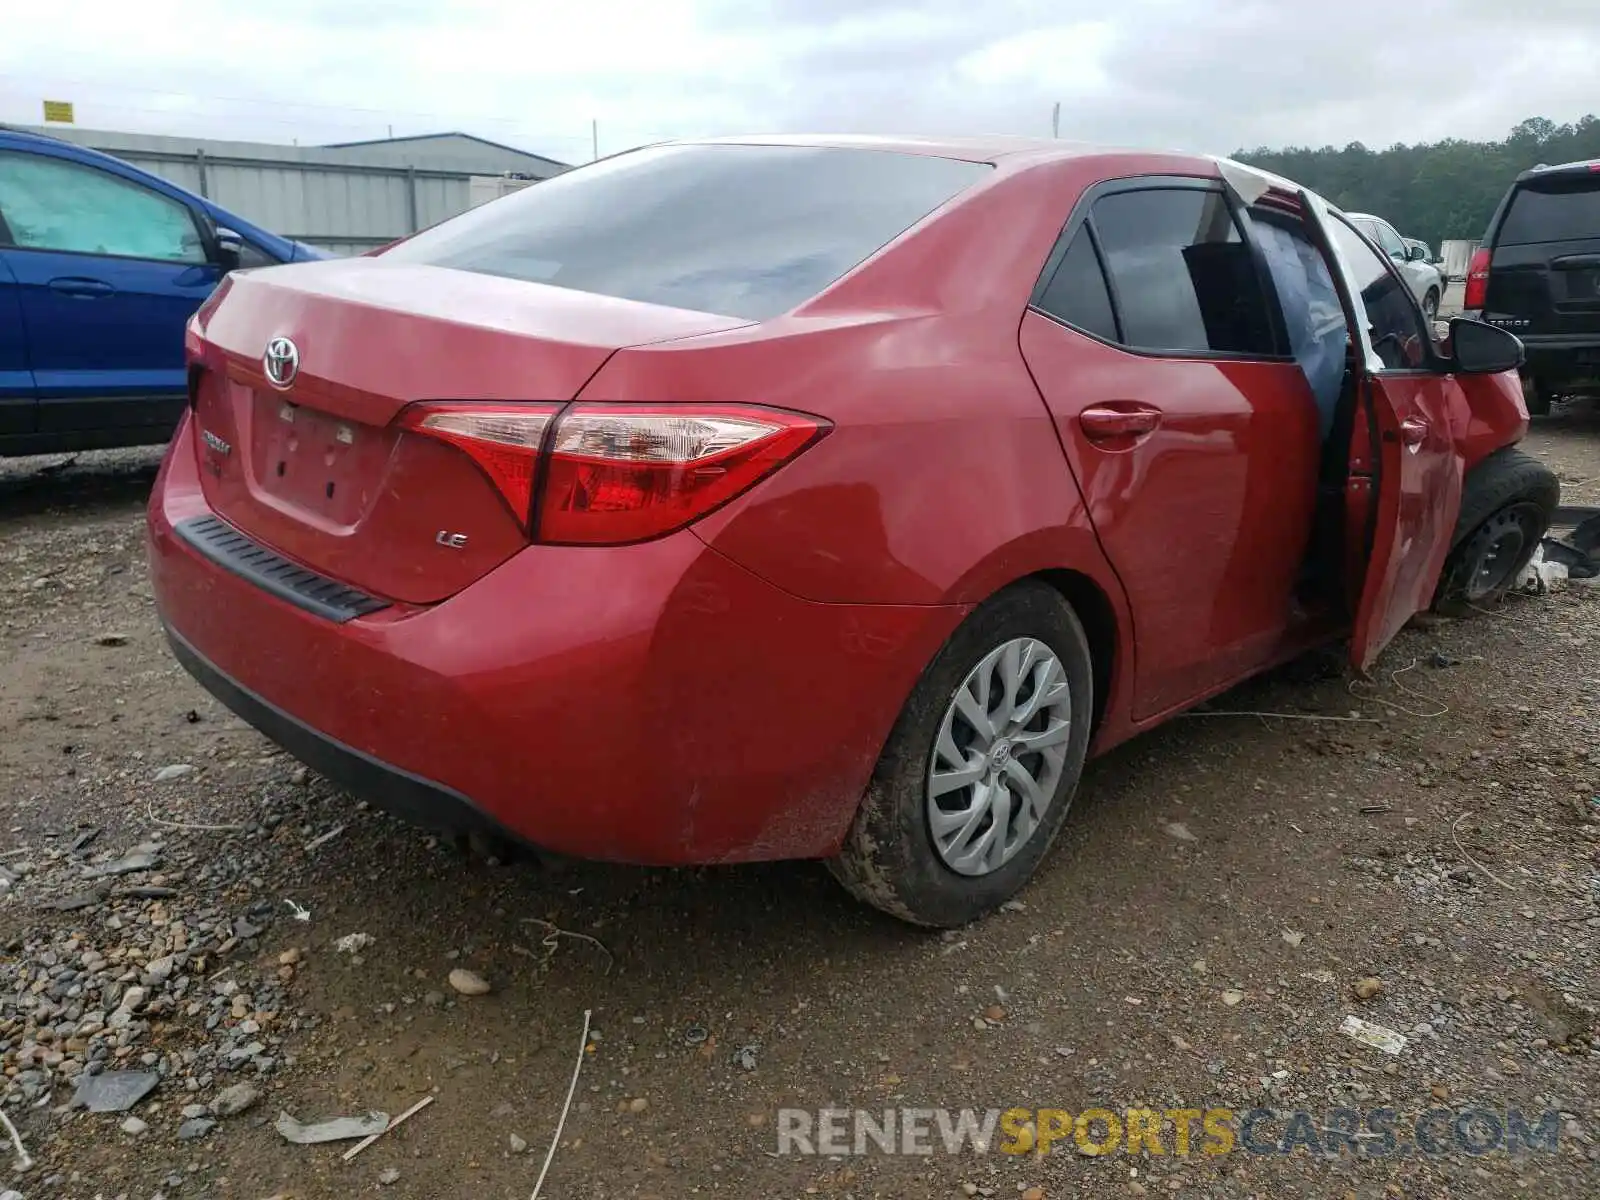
[0,407,1597,1200]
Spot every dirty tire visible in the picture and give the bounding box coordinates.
[1423,288,1440,322]
[1433,447,1559,615]
[827,582,1093,928]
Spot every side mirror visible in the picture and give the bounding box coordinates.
[1405,244,1428,262]
[1449,317,1524,374]
[213,226,243,272]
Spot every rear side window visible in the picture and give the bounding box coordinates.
[380,144,991,320]
[1369,221,1406,260]
[1035,229,1118,341]
[1498,179,1600,246]
[1089,188,1277,356]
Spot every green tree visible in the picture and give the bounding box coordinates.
[1235,115,1600,247]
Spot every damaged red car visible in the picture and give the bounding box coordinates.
[148,136,1559,927]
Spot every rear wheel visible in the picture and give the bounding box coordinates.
[1433,447,1559,615]
[828,583,1094,927]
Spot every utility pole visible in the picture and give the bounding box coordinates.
[1051,102,1061,139]
[592,119,598,161]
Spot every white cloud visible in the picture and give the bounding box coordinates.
[1,0,1595,164]
[956,23,1116,91]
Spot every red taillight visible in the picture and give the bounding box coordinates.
[398,402,829,543]
[537,404,828,544]
[399,403,561,524]
[1463,247,1492,310]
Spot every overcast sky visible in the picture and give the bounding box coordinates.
[3,0,1597,164]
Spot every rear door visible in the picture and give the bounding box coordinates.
[1484,168,1600,341]
[1318,209,1463,671]
[1020,178,1326,717]
[0,251,34,440]
[0,148,222,437]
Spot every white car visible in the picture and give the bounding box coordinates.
[1402,237,1448,281]
[1347,212,1446,321]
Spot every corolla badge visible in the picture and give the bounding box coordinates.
[263,336,300,389]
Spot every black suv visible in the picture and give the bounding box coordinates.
[1464,158,1600,415]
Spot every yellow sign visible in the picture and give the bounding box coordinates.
[42,100,74,124]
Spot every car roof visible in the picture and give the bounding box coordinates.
[1344,212,1383,223]
[1,124,168,174]
[1517,157,1600,183]
[0,124,63,143]
[669,132,1193,166]
[661,135,1347,223]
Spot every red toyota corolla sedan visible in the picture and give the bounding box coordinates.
[148,136,1558,926]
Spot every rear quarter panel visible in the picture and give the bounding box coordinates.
[576,151,1213,751]
[576,152,1174,612]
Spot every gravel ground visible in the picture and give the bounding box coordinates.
[0,418,1596,1200]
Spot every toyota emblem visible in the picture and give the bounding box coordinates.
[263,336,299,389]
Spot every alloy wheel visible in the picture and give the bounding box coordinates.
[926,637,1072,876]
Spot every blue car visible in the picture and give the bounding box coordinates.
[0,128,325,457]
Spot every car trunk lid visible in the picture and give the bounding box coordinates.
[189,260,748,604]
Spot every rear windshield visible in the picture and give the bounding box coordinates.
[380,144,992,320]
[1498,177,1600,246]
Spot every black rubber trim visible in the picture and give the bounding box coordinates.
[173,515,388,624]
[163,623,514,840]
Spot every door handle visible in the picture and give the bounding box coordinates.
[48,278,114,298]
[1080,405,1162,441]
[1399,417,1428,446]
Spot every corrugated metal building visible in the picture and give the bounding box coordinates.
[15,125,569,256]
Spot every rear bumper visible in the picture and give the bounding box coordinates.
[1517,334,1600,392]
[148,412,965,865]
[164,622,508,840]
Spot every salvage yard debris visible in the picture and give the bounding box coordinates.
[81,847,159,878]
[71,1070,159,1113]
[303,823,346,852]
[275,1110,390,1145]
[447,967,492,996]
[1340,1014,1409,1055]
[0,1109,30,1173]
[1517,545,1570,594]
[518,916,615,973]
[529,1009,592,1200]
[342,1094,435,1161]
